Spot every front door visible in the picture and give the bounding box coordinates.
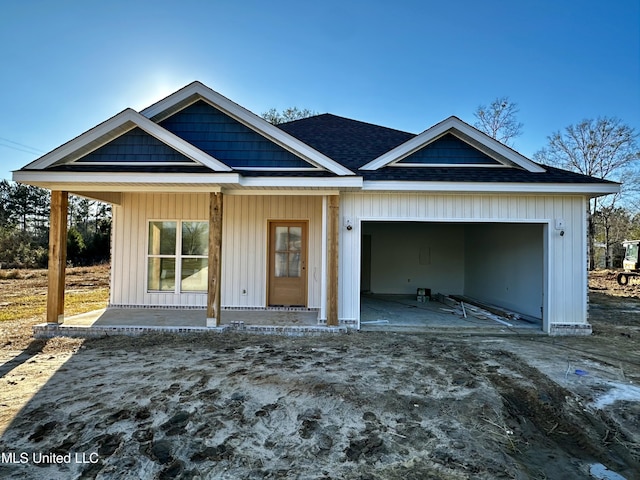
[268,221,307,306]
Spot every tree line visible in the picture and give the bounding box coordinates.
[0,180,111,268]
[472,97,640,269]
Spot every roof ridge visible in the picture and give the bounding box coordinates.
[278,113,416,136]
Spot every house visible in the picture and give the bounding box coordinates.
[13,81,619,335]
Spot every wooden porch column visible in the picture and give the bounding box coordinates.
[207,192,223,326]
[327,194,339,326]
[47,191,68,324]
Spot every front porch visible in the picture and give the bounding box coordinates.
[33,307,347,338]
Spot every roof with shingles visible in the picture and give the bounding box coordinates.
[278,114,616,185]
[21,100,617,187]
[278,114,414,172]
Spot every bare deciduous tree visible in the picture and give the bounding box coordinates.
[261,107,317,125]
[534,117,640,269]
[473,97,523,146]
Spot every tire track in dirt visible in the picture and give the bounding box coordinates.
[0,333,637,479]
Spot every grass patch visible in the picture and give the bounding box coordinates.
[0,270,22,280]
[0,288,109,323]
[65,289,110,316]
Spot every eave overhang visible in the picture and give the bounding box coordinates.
[12,170,363,193]
[361,180,620,197]
[12,171,240,191]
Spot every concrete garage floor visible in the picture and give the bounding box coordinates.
[360,294,542,333]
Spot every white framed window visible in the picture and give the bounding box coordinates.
[147,220,209,293]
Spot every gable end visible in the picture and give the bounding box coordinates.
[159,100,321,170]
[73,127,197,165]
[395,133,503,167]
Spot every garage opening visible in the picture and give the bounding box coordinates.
[360,221,545,331]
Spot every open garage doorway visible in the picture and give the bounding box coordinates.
[359,221,546,332]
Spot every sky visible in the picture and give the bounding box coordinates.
[1,0,638,181]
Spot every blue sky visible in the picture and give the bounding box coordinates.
[1,0,638,181]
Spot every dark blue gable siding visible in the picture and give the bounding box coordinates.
[397,133,500,165]
[159,101,313,169]
[76,127,195,163]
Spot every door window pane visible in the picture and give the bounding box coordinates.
[275,226,289,251]
[181,258,208,291]
[182,222,209,256]
[288,252,301,277]
[147,258,176,291]
[148,222,176,255]
[275,252,288,277]
[289,227,302,251]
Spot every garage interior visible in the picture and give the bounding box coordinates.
[359,221,545,331]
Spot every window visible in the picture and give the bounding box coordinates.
[147,221,209,293]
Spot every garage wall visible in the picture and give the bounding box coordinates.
[341,192,587,330]
[464,223,543,318]
[361,222,465,295]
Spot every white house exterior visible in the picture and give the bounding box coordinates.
[14,81,618,335]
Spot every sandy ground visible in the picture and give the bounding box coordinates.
[0,270,638,479]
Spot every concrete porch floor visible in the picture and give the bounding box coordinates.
[33,307,345,338]
[61,308,321,328]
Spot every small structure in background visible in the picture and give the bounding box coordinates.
[617,240,640,285]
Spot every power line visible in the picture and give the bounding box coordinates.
[0,137,45,155]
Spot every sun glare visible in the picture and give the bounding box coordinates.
[132,78,185,111]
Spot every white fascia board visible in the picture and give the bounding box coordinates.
[23,108,232,172]
[141,81,355,177]
[360,117,545,173]
[13,170,240,187]
[11,181,224,194]
[361,180,620,196]
[238,176,363,189]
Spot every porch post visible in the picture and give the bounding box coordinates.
[207,192,223,326]
[327,194,339,326]
[47,191,68,324]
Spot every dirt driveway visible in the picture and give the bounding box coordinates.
[0,271,638,479]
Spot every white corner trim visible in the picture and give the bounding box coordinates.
[360,116,545,173]
[140,81,356,177]
[23,109,233,172]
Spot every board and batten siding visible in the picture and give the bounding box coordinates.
[110,193,323,308]
[222,195,323,308]
[340,192,588,331]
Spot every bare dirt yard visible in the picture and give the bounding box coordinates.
[0,268,638,479]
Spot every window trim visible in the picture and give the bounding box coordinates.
[146,219,209,294]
